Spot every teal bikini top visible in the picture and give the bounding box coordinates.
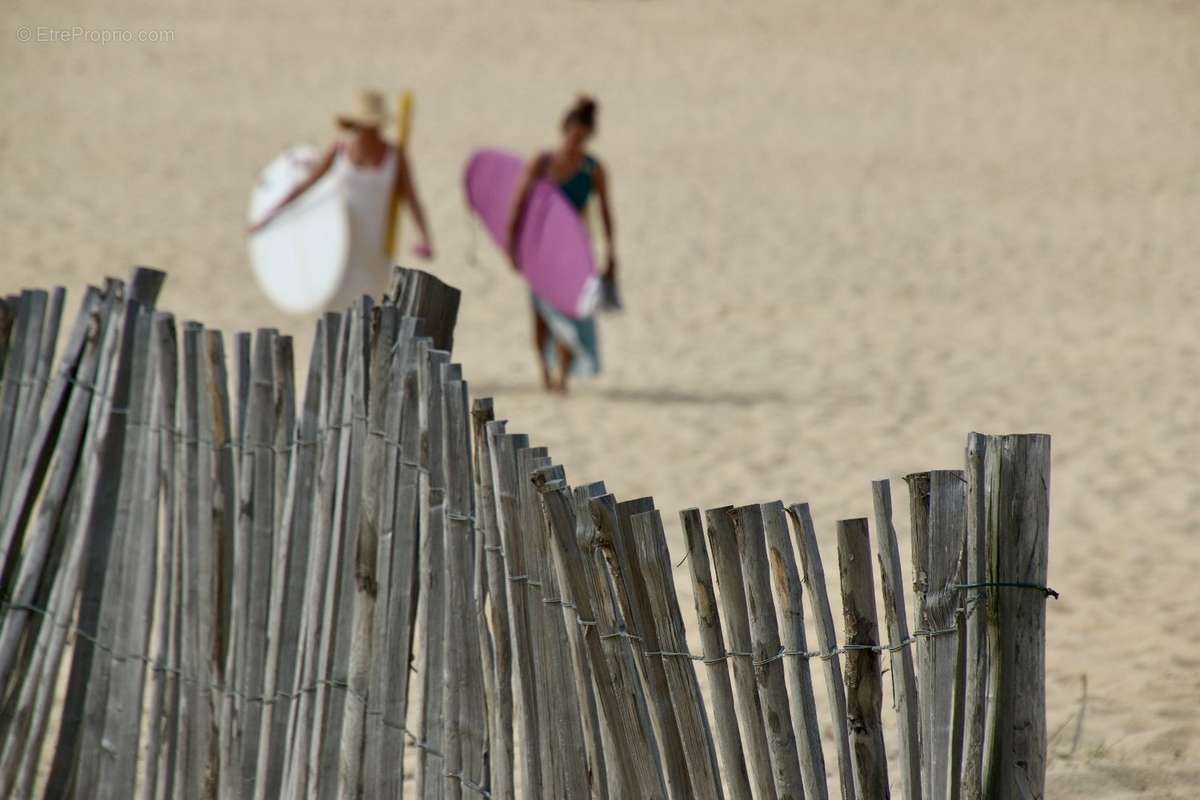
[556,155,597,213]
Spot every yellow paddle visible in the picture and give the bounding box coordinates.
[385,90,414,258]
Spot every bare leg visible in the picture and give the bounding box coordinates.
[533,310,553,390]
[556,344,574,394]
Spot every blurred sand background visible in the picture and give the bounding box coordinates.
[3,0,1199,796]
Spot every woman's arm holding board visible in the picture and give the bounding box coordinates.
[248,144,338,233]
[395,148,433,258]
[593,160,617,279]
[506,153,548,271]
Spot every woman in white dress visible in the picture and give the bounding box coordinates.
[249,91,434,309]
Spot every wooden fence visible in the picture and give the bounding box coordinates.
[0,267,1053,799]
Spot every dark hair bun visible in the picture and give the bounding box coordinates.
[575,95,597,116]
[563,95,598,130]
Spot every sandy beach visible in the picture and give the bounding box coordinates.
[3,0,1199,795]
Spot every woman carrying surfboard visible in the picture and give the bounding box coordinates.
[507,96,620,393]
[249,90,434,311]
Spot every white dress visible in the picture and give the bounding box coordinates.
[326,142,398,311]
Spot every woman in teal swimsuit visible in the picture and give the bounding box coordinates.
[507,96,619,394]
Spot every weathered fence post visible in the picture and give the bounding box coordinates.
[680,508,752,799]
[961,433,989,800]
[373,317,424,800]
[534,468,609,800]
[836,518,890,799]
[788,503,858,800]
[630,509,723,800]
[414,344,450,800]
[473,400,515,800]
[589,493,668,799]
[704,506,778,800]
[731,504,805,800]
[487,427,542,799]
[607,497,694,800]
[982,434,1051,799]
[539,480,665,799]
[280,313,343,800]
[45,271,160,798]
[870,480,922,800]
[907,470,966,800]
[337,306,397,798]
[762,500,829,800]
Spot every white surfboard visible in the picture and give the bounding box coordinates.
[247,145,349,314]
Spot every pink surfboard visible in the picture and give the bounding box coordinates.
[465,149,599,319]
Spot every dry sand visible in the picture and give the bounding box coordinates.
[3,0,1199,796]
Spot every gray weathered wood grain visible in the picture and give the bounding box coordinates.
[538,473,607,800]
[630,509,723,800]
[237,328,279,798]
[314,299,373,800]
[440,371,476,800]
[982,434,1051,800]
[487,426,541,800]
[336,307,396,798]
[388,267,462,352]
[282,314,346,799]
[0,287,103,688]
[44,278,147,799]
[474,400,515,800]
[0,287,95,592]
[538,480,664,799]
[909,470,966,800]
[93,305,161,800]
[0,290,47,522]
[149,311,181,800]
[606,496,694,800]
[948,609,968,800]
[731,504,805,800]
[520,452,585,798]
[870,480,922,800]
[762,500,829,800]
[703,505,777,800]
[836,518,890,799]
[360,314,414,800]
[414,344,450,800]
[205,329,241,800]
[0,290,112,798]
[961,434,988,800]
[788,502,857,800]
[680,508,752,799]
[588,494,667,796]
[375,320,423,799]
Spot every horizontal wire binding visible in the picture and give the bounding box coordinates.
[7,377,50,389]
[703,651,753,665]
[955,581,1059,599]
[445,511,475,523]
[0,598,351,707]
[443,770,494,798]
[63,375,97,393]
[5,589,972,708]
[644,649,702,661]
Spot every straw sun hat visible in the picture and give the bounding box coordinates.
[337,90,388,130]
